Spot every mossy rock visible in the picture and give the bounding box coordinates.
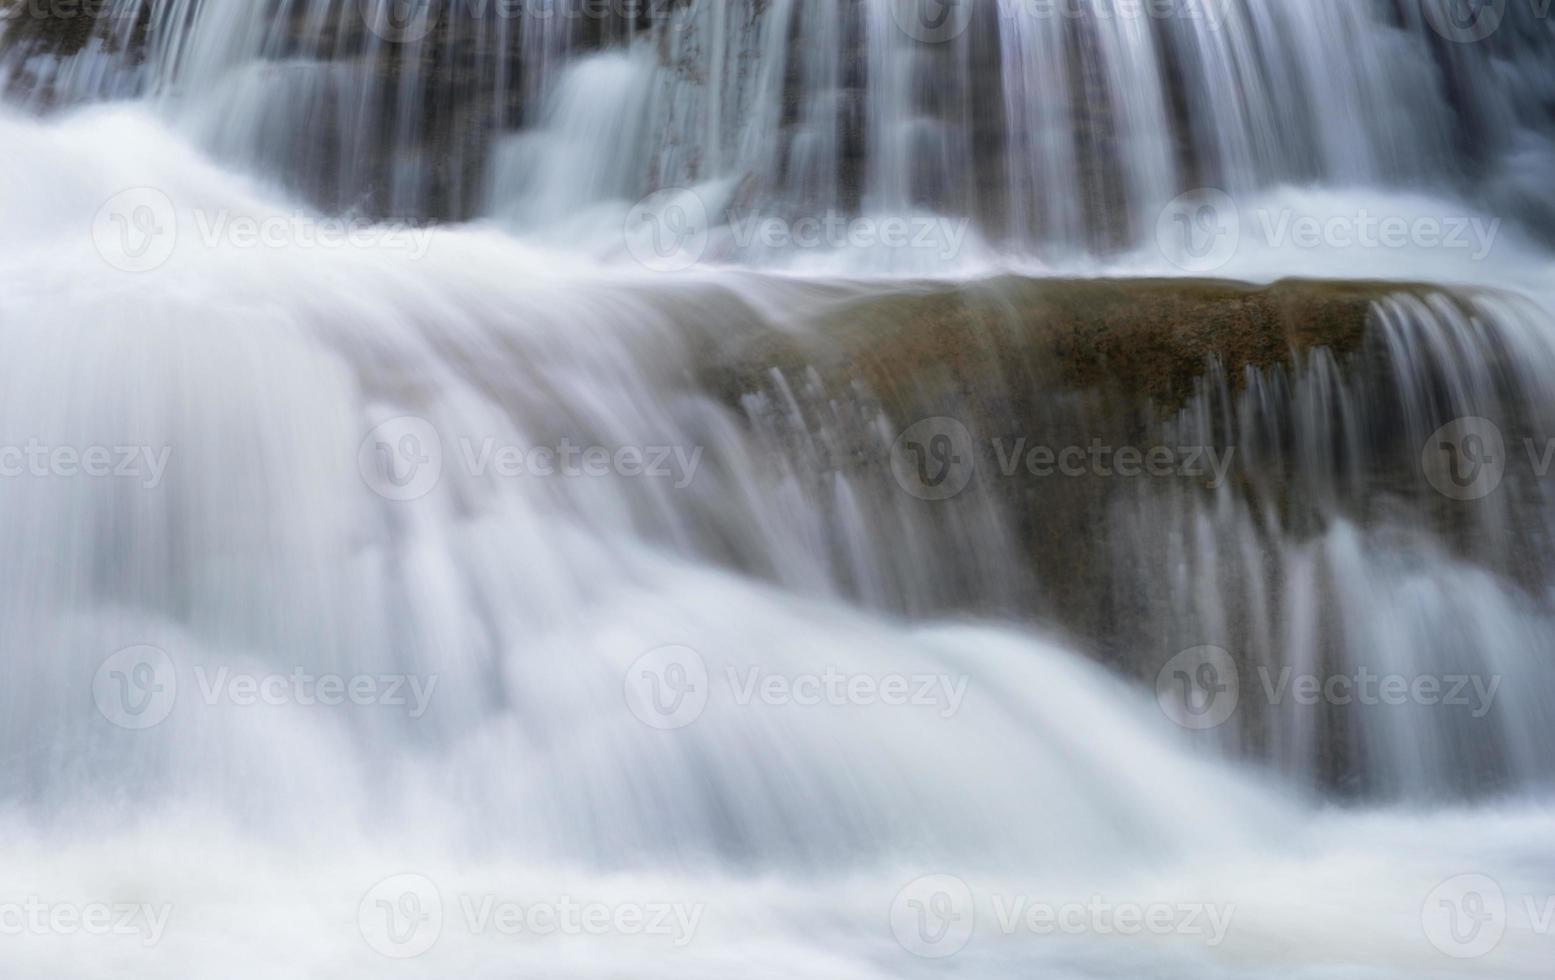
[707,276,1428,420]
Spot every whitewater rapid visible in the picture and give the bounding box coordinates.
[1,98,1553,976]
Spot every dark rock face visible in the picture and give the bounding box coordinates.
[6,1,1552,246]
[700,276,1549,797]
[1,0,117,55]
[708,276,1391,413]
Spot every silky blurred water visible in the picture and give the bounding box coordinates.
[2,2,1555,976]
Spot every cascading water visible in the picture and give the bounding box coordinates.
[2,0,1554,976]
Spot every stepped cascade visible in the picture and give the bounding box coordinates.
[1,1,1553,976]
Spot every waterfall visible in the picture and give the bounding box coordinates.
[3,1,1555,977]
[6,1,1551,240]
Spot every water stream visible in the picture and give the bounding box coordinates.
[2,1,1554,976]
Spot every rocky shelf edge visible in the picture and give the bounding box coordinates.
[706,276,1422,414]
[698,275,1536,796]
